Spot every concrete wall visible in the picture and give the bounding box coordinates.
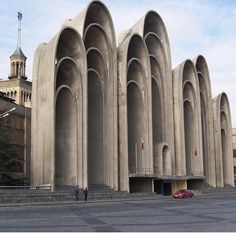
[213,93,234,187]
[127,11,175,176]
[31,0,234,192]
[192,55,216,187]
[173,60,203,177]
[67,1,118,190]
[118,33,152,192]
[31,27,87,189]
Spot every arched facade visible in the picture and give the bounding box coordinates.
[31,1,234,193]
[213,93,234,187]
[127,11,175,177]
[193,55,216,187]
[173,60,203,178]
[31,26,87,190]
[153,143,171,176]
[73,1,118,190]
[118,33,152,192]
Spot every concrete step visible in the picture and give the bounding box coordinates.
[202,185,236,194]
[0,188,158,203]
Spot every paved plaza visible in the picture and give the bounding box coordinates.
[0,194,236,232]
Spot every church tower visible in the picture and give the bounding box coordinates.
[0,12,32,108]
[9,12,27,80]
[0,12,31,107]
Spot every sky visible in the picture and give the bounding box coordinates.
[0,0,236,126]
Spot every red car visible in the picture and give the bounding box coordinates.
[172,189,194,198]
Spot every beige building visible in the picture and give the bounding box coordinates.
[31,1,234,194]
[0,92,31,184]
[0,48,32,108]
[0,78,32,108]
[0,12,32,184]
[0,13,32,108]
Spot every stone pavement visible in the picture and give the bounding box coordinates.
[0,193,236,231]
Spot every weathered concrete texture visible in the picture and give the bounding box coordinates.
[31,0,234,193]
[31,27,87,189]
[213,93,234,187]
[128,11,175,175]
[118,33,152,192]
[173,60,203,177]
[67,0,118,190]
[193,55,216,187]
[32,1,118,191]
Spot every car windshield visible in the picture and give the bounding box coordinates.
[178,189,185,192]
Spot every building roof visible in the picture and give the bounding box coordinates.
[10,47,27,59]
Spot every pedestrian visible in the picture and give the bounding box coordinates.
[74,186,79,201]
[84,187,88,201]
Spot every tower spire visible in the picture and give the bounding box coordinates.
[17,12,22,49]
[8,11,27,80]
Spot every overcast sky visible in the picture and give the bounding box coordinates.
[0,0,236,126]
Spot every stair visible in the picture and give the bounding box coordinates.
[202,184,236,194]
[0,189,73,203]
[0,186,158,204]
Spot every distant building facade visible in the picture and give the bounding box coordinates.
[31,1,234,193]
[0,12,31,184]
[0,92,31,184]
[232,129,236,184]
[0,13,32,108]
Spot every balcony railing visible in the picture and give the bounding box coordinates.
[129,167,204,178]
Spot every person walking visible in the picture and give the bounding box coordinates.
[84,187,88,201]
[75,186,79,201]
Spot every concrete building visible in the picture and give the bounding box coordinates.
[31,1,234,193]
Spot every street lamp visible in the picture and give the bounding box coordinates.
[0,107,16,119]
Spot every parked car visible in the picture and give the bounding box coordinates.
[172,189,194,198]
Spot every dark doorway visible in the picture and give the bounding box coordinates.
[163,182,172,196]
[154,180,162,194]
[154,180,172,195]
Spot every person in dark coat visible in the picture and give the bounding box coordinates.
[75,186,79,201]
[84,187,88,201]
